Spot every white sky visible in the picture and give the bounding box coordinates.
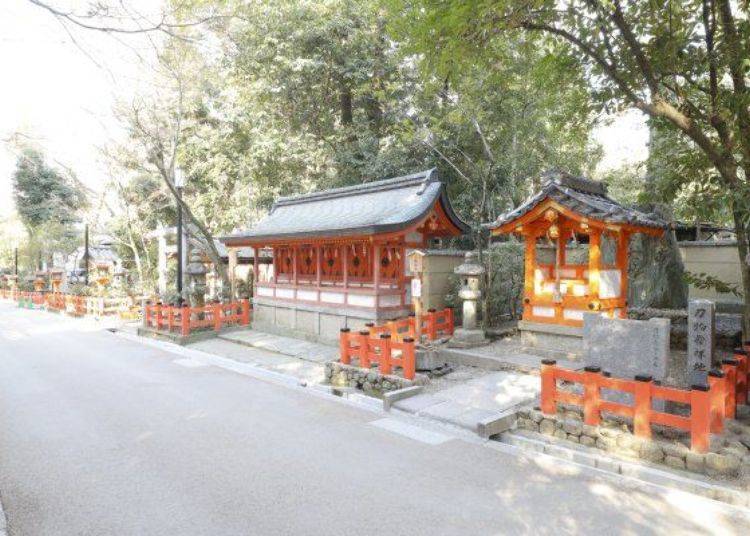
[0,0,650,221]
[0,0,163,219]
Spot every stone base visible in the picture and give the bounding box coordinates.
[137,325,247,346]
[518,320,583,359]
[516,406,748,478]
[252,298,411,345]
[447,328,488,348]
[325,361,427,397]
[415,346,449,371]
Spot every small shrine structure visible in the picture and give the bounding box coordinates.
[221,169,469,342]
[488,171,665,328]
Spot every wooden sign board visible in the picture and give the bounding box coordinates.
[407,249,426,274]
[411,277,422,298]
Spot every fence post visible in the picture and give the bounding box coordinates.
[358,330,371,368]
[582,366,601,426]
[241,299,250,325]
[401,337,416,380]
[155,302,163,330]
[734,348,748,405]
[142,300,149,327]
[633,375,653,439]
[213,302,222,331]
[379,333,392,375]
[339,328,351,364]
[167,306,174,331]
[180,304,191,337]
[446,307,454,335]
[426,308,438,340]
[721,359,738,419]
[540,359,557,415]
[707,369,725,434]
[689,384,711,453]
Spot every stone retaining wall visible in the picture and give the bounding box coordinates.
[516,406,750,480]
[325,362,427,398]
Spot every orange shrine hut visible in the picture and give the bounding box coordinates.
[488,171,666,328]
[221,170,469,343]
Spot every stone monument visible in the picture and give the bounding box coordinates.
[584,313,670,406]
[687,299,715,386]
[185,249,208,308]
[449,251,488,348]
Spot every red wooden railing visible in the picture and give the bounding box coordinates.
[143,299,251,336]
[339,328,416,380]
[540,357,750,453]
[364,308,454,342]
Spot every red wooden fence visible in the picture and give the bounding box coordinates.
[364,307,454,342]
[339,328,416,380]
[143,300,251,336]
[539,358,747,453]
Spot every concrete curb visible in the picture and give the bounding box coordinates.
[500,431,750,508]
[383,386,423,411]
[0,489,8,536]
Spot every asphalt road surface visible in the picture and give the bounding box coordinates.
[0,302,747,535]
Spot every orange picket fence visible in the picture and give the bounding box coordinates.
[339,328,416,380]
[364,307,454,342]
[143,300,251,337]
[45,292,66,312]
[16,291,46,308]
[540,354,750,453]
[0,288,20,300]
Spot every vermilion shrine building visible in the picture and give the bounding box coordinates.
[221,170,468,343]
[488,171,665,329]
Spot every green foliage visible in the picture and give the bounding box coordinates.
[683,271,742,299]
[12,148,86,230]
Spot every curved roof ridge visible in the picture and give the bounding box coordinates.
[274,168,437,208]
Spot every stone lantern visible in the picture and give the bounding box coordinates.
[449,251,488,347]
[185,249,208,308]
[33,271,46,292]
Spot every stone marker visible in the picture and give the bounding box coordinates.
[584,313,670,380]
[687,299,715,387]
[584,313,670,407]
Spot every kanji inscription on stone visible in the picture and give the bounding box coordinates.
[687,299,715,383]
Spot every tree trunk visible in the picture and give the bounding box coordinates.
[732,208,750,339]
[158,172,231,295]
[339,82,353,126]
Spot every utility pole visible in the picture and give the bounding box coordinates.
[84,224,89,286]
[175,168,185,303]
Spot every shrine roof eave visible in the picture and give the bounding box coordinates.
[220,170,469,247]
[485,171,667,237]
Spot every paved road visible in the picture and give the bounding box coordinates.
[0,302,747,535]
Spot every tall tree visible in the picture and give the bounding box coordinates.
[393,0,750,336]
[12,148,85,231]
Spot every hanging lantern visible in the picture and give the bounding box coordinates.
[548,223,560,239]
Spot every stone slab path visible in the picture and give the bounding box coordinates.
[189,337,326,385]
[218,329,338,363]
[392,371,541,433]
[439,339,581,373]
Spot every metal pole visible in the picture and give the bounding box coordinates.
[84,224,89,286]
[176,186,183,301]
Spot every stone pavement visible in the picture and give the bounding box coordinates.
[188,337,326,385]
[391,371,540,434]
[218,329,338,363]
[439,337,581,373]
